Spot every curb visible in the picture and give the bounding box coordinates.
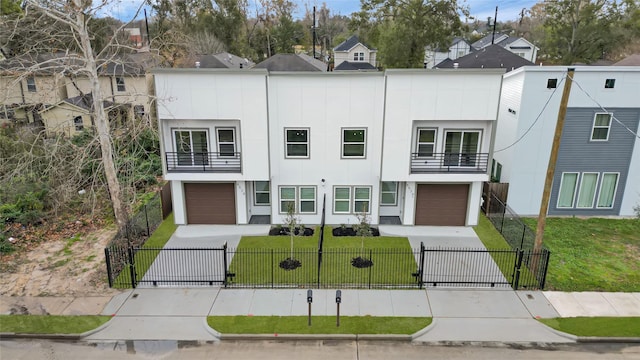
[411,318,437,340]
[0,332,82,340]
[577,337,640,343]
[79,317,116,338]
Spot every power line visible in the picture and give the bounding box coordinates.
[494,76,565,153]
[568,74,640,139]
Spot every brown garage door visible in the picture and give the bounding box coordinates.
[415,184,468,226]
[184,183,236,224]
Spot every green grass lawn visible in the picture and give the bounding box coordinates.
[207,316,431,334]
[539,317,640,337]
[112,213,178,288]
[521,217,640,292]
[0,315,111,334]
[230,227,418,287]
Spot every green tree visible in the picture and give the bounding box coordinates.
[354,0,468,68]
[1,0,21,16]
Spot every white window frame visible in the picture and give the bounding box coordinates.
[116,77,126,92]
[380,182,397,206]
[556,172,579,208]
[341,128,367,158]
[353,52,364,61]
[216,127,236,157]
[333,186,372,214]
[333,187,351,214]
[298,186,317,214]
[73,116,84,131]
[285,128,309,158]
[172,129,209,166]
[416,128,437,158]
[26,76,36,92]
[596,172,619,209]
[279,186,296,214]
[576,172,599,209]
[278,186,317,214]
[591,113,612,141]
[253,181,270,206]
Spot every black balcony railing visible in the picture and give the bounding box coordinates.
[410,152,489,173]
[165,152,241,173]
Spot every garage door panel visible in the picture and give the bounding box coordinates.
[415,184,468,226]
[184,183,236,224]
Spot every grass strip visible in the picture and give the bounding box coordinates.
[0,315,111,334]
[207,316,431,334]
[539,317,640,337]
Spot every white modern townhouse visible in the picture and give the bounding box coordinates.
[153,68,505,226]
[493,66,640,217]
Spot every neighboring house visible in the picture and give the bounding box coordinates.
[334,61,377,71]
[124,28,143,48]
[38,93,120,137]
[493,66,640,217]
[434,44,534,72]
[153,68,504,226]
[333,35,377,70]
[614,54,640,66]
[472,33,539,63]
[424,37,473,69]
[254,53,327,71]
[185,52,255,69]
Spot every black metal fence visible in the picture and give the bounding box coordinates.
[486,193,538,250]
[105,242,549,290]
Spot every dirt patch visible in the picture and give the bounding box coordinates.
[0,225,121,297]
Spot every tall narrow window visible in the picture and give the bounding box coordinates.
[285,128,309,158]
[217,128,236,157]
[342,128,366,158]
[26,77,36,92]
[591,113,612,141]
[557,172,578,208]
[73,116,84,131]
[380,182,397,206]
[334,187,351,213]
[576,173,598,208]
[354,187,371,213]
[254,181,270,205]
[416,129,436,157]
[116,77,126,91]
[174,130,208,166]
[597,173,619,208]
[444,130,480,166]
[299,187,316,213]
[280,187,296,213]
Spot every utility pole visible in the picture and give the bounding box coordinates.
[144,9,150,47]
[312,6,317,59]
[534,68,575,253]
[491,6,498,44]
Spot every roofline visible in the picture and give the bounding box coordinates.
[151,68,269,75]
[503,65,640,79]
[384,68,506,75]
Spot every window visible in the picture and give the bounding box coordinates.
[254,181,270,205]
[416,129,436,157]
[279,186,316,213]
[342,128,366,158]
[515,52,526,58]
[299,187,316,213]
[334,187,351,213]
[597,173,618,208]
[380,182,397,206]
[73,116,84,131]
[576,173,599,208]
[333,186,371,214]
[591,113,611,141]
[116,77,126,91]
[547,78,558,89]
[604,79,615,89]
[174,129,208,166]
[26,77,36,92]
[285,128,309,158]
[134,105,145,119]
[353,52,364,61]
[444,130,480,166]
[217,128,236,157]
[557,172,578,208]
[280,187,296,213]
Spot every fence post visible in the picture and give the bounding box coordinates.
[539,249,551,290]
[145,203,150,237]
[271,249,274,289]
[418,242,425,289]
[520,225,526,249]
[105,248,113,288]
[368,249,373,289]
[512,249,524,290]
[127,247,137,288]
[500,201,506,233]
[223,242,228,288]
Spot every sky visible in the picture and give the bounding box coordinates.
[102,0,539,25]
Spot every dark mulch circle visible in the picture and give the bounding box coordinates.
[332,227,380,237]
[279,257,302,270]
[269,227,315,236]
[351,256,373,268]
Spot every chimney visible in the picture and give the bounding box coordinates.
[195,61,201,68]
[453,63,459,69]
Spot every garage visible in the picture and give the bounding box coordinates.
[415,184,469,226]
[184,183,236,224]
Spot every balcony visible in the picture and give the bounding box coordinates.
[166,152,241,173]
[410,153,489,174]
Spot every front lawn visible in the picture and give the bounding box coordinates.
[522,217,640,292]
[229,228,418,287]
[0,315,111,334]
[207,316,431,334]
[539,317,640,337]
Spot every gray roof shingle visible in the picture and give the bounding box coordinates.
[434,44,534,71]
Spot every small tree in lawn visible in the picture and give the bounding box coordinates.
[351,205,373,268]
[279,202,301,270]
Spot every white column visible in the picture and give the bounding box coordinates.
[171,180,186,225]
[467,181,483,226]
[403,182,416,225]
[236,181,248,224]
